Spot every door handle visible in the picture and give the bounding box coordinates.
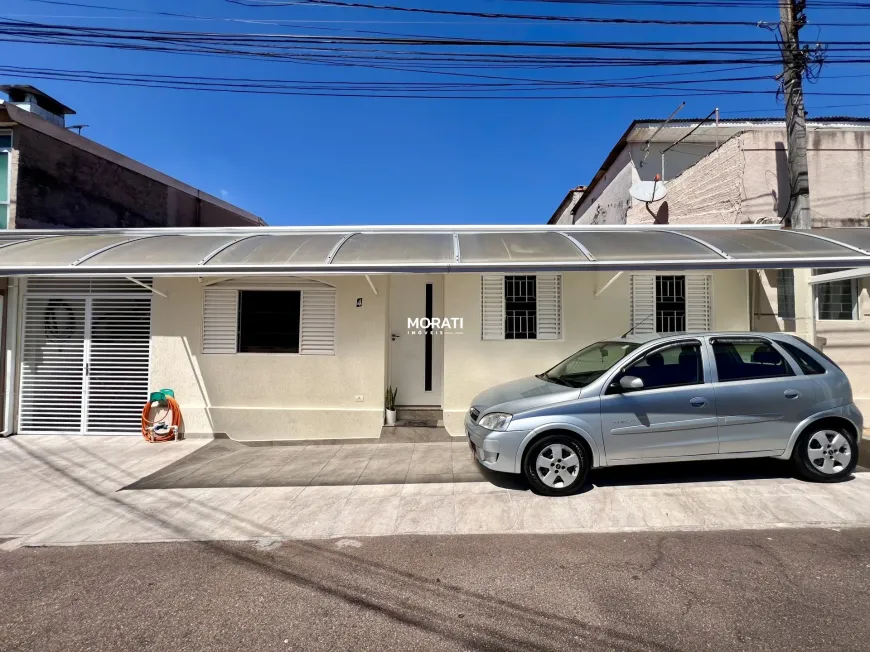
[689,397,708,408]
[391,333,400,341]
[784,389,800,399]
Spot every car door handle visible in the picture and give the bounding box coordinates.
[689,397,708,408]
[784,389,800,399]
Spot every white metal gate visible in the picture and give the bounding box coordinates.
[18,278,152,435]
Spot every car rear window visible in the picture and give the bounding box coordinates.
[778,340,826,375]
[710,338,794,382]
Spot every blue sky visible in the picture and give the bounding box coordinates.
[1,0,867,225]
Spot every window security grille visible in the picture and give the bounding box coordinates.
[655,275,686,333]
[777,269,796,320]
[814,270,856,321]
[505,275,537,339]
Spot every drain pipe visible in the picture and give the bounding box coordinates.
[1,278,19,436]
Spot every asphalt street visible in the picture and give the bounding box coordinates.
[2,528,870,652]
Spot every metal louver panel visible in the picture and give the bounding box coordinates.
[481,275,505,340]
[536,274,562,340]
[630,275,656,334]
[86,297,152,434]
[19,278,153,436]
[686,274,713,332]
[19,297,86,433]
[300,289,336,355]
[202,288,239,353]
[24,277,152,295]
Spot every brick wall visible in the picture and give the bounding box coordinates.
[626,136,745,225]
[10,124,259,229]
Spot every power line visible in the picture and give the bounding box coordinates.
[4,63,870,100]
[20,0,870,28]
[226,0,870,27]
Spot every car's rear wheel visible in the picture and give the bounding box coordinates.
[793,425,858,482]
[523,434,589,496]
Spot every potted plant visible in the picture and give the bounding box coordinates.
[385,386,398,426]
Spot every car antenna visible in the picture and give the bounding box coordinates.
[620,313,653,339]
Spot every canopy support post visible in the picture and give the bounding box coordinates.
[365,275,379,296]
[125,277,168,298]
[594,272,623,297]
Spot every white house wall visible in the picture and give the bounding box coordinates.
[150,276,388,441]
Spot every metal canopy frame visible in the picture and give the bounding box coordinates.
[1,224,869,277]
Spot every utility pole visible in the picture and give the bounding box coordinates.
[778,0,812,229]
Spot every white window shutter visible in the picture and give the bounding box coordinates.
[203,288,238,354]
[686,274,712,332]
[536,274,562,340]
[630,274,656,334]
[300,289,336,355]
[481,275,505,340]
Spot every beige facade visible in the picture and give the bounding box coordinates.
[149,276,388,441]
[146,270,749,441]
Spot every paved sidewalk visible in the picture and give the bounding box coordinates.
[2,435,870,547]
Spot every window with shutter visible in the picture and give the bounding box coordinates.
[685,275,712,332]
[630,274,711,334]
[203,285,336,355]
[629,275,656,334]
[202,288,238,354]
[481,275,505,340]
[537,274,562,340]
[300,289,336,355]
[480,274,561,340]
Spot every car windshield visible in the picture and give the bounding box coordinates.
[539,341,640,388]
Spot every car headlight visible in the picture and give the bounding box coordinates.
[477,412,512,431]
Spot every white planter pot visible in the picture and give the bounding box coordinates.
[385,409,397,426]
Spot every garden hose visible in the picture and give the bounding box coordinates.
[141,393,183,442]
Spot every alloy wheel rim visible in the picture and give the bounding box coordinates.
[807,430,851,475]
[535,443,580,488]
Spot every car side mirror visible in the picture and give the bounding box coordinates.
[619,375,644,391]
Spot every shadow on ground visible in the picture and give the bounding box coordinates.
[121,437,869,494]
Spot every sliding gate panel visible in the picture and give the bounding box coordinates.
[18,279,152,435]
[19,296,87,433]
[86,297,152,434]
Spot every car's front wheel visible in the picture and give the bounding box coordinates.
[793,425,858,482]
[523,434,589,496]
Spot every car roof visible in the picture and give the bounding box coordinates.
[610,332,798,346]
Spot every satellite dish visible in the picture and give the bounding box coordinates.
[629,179,668,202]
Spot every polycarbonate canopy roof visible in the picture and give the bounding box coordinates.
[1,226,869,276]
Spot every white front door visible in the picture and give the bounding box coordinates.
[389,275,443,406]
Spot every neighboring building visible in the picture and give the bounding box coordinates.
[547,185,586,226]
[0,85,266,432]
[1,225,867,445]
[550,117,870,228]
[0,86,265,230]
[549,116,870,416]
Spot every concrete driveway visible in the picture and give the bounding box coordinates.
[2,435,870,547]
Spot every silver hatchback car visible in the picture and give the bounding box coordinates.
[465,332,863,496]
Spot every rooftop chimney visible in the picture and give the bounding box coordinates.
[0,85,76,128]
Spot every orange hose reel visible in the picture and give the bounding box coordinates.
[141,394,183,442]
